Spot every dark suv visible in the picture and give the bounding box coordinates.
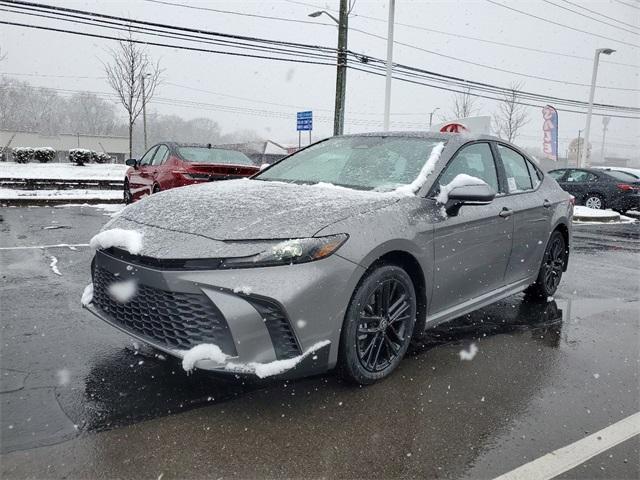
[548,167,640,213]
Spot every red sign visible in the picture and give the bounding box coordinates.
[440,122,468,133]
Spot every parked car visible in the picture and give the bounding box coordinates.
[124,142,260,203]
[591,166,640,180]
[548,167,640,212]
[86,132,572,384]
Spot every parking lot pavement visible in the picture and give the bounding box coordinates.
[1,206,638,479]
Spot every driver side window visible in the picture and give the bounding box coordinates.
[437,143,499,193]
[139,146,158,166]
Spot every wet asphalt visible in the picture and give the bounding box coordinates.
[0,205,638,479]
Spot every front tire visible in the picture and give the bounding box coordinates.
[338,265,416,385]
[526,230,567,298]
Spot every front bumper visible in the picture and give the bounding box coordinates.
[85,249,364,378]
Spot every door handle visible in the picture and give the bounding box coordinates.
[543,199,552,208]
[499,208,514,218]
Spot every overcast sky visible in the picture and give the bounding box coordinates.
[1,0,639,157]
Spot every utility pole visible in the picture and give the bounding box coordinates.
[429,107,440,128]
[601,116,610,163]
[383,0,395,131]
[581,48,615,167]
[334,0,349,136]
[576,129,582,167]
[141,73,150,151]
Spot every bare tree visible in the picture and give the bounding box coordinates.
[494,81,529,142]
[447,88,479,120]
[103,32,161,159]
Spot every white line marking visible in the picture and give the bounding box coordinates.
[0,243,89,250]
[494,412,640,480]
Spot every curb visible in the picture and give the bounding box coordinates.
[0,197,123,206]
[573,212,620,223]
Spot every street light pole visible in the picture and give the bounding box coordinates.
[429,107,440,128]
[601,116,610,163]
[383,0,395,131]
[576,129,582,166]
[581,47,615,167]
[141,73,151,151]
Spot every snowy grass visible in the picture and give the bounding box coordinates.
[0,162,128,180]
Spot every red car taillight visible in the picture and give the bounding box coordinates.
[616,183,636,192]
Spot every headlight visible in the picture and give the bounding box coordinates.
[221,234,348,268]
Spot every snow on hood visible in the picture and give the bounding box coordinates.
[112,179,400,241]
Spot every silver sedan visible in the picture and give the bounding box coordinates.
[84,132,572,384]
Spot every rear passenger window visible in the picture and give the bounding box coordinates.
[566,170,597,182]
[498,145,533,193]
[548,170,565,180]
[437,143,499,193]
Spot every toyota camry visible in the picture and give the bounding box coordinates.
[83,132,572,384]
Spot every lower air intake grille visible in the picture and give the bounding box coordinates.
[247,297,301,360]
[92,265,236,355]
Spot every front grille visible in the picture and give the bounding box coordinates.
[92,265,236,355]
[247,297,301,360]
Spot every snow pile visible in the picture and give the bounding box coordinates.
[81,283,94,306]
[90,228,143,254]
[108,279,138,303]
[0,162,128,180]
[182,344,229,372]
[180,340,330,378]
[459,343,479,361]
[0,188,122,201]
[395,142,445,196]
[49,256,62,276]
[232,285,253,295]
[573,206,618,218]
[227,340,330,378]
[436,174,488,204]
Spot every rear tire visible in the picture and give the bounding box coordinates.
[525,230,567,299]
[583,194,604,210]
[338,265,416,385]
[123,180,133,204]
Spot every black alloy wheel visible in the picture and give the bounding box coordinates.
[526,231,567,298]
[339,265,416,384]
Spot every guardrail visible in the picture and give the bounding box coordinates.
[0,178,124,190]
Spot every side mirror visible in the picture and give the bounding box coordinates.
[125,158,138,168]
[443,183,496,216]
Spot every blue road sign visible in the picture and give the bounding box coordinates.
[297,111,313,131]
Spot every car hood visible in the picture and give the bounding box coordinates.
[112,179,401,241]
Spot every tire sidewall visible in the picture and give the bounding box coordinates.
[532,230,566,298]
[339,265,417,385]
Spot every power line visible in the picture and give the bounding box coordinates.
[612,0,640,10]
[284,0,639,68]
[485,0,640,48]
[1,2,638,118]
[542,0,640,36]
[558,0,640,32]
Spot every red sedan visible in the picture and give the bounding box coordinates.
[124,143,260,203]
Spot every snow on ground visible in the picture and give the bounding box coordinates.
[81,283,94,306]
[572,206,637,224]
[55,203,126,216]
[573,206,619,218]
[436,174,487,204]
[0,188,121,201]
[0,162,128,180]
[49,256,62,276]
[90,228,143,254]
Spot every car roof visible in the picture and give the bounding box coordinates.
[339,131,502,143]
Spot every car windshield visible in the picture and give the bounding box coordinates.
[602,170,638,181]
[177,147,255,166]
[254,136,444,191]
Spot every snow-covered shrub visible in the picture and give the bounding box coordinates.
[93,152,112,164]
[69,148,93,166]
[13,147,34,164]
[33,147,56,163]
